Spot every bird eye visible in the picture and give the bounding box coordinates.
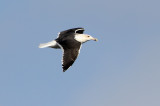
[87,36,90,37]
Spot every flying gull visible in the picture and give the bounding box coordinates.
[39,27,98,72]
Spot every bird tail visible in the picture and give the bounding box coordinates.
[39,40,59,48]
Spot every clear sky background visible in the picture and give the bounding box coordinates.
[0,0,160,106]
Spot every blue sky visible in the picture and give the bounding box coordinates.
[0,0,160,106]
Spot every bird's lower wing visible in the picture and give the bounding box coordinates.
[62,47,81,72]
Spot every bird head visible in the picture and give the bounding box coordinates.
[74,34,98,43]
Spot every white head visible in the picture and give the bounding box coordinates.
[74,34,98,43]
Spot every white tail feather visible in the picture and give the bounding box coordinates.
[39,40,57,48]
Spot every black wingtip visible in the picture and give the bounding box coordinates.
[62,64,71,72]
[62,67,68,72]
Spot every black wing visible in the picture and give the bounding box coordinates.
[56,28,83,72]
[58,27,84,39]
[60,39,81,72]
[62,47,81,72]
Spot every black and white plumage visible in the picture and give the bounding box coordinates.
[39,27,97,72]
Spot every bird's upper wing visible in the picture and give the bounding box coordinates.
[57,28,84,39]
